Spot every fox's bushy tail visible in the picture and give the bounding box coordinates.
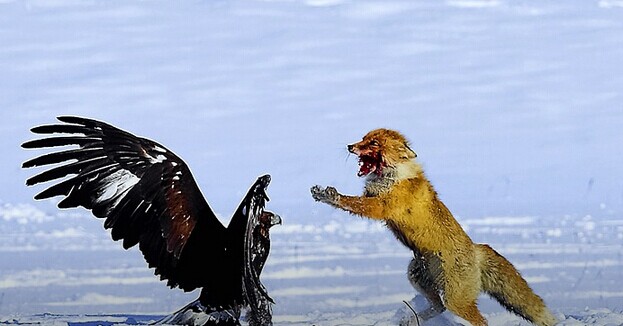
[477,244,557,326]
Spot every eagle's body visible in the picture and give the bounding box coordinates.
[22,116,280,325]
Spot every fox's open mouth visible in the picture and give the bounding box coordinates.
[358,153,383,177]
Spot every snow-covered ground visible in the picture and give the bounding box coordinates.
[1,206,622,324]
[1,0,622,324]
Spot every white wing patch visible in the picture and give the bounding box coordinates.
[149,154,167,164]
[146,146,168,163]
[94,169,140,206]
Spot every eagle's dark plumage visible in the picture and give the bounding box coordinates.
[21,116,281,325]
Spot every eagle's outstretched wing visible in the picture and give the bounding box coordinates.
[22,116,226,292]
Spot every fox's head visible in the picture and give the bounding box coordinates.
[348,128,417,177]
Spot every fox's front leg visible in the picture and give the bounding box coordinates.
[310,185,385,220]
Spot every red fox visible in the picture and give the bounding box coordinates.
[311,128,557,326]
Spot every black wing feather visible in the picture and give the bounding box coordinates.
[31,124,93,135]
[22,136,101,148]
[26,157,107,186]
[22,148,101,168]
[22,116,226,292]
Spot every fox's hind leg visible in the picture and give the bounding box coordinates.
[407,256,446,320]
[442,258,488,326]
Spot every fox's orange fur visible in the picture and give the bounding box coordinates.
[311,129,557,326]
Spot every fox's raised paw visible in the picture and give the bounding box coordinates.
[311,185,339,204]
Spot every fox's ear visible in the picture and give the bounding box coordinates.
[405,145,417,159]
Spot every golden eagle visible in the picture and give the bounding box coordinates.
[22,116,280,325]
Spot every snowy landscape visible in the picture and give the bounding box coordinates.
[1,0,623,325]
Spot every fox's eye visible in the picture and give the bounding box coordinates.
[370,140,379,146]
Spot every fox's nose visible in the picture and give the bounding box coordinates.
[347,144,355,153]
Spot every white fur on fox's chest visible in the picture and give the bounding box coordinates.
[364,161,421,197]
